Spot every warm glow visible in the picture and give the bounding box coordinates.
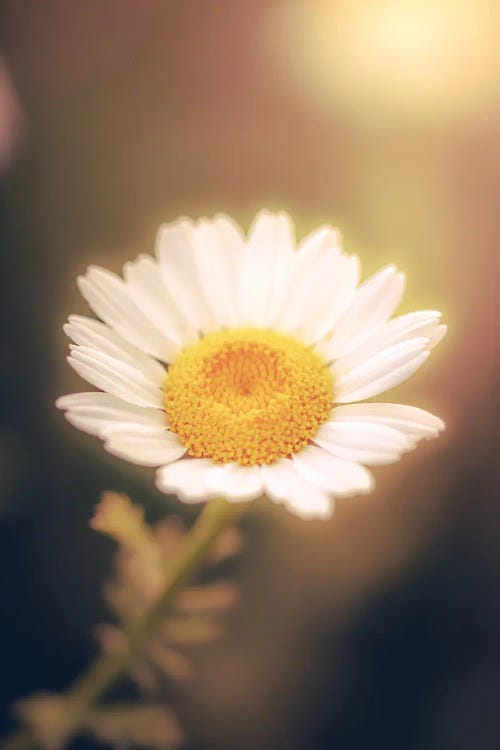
[269,0,500,127]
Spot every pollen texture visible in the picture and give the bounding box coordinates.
[164,328,333,466]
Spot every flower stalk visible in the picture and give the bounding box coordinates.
[1,496,243,750]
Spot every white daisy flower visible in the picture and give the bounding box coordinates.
[57,211,446,520]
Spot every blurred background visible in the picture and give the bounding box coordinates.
[0,1,498,748]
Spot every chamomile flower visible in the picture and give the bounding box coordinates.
[57,211,446,519]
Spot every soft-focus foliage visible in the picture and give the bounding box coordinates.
[17,695,184,750]
[14,493,242,749]
[94,492,241,692]
[86,704,184,750]
[16,695,68,750]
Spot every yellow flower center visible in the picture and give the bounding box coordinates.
[164,328,333,466]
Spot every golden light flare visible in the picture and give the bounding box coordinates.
[267,0,500,127]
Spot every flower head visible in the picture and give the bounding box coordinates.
[57,211,446,519]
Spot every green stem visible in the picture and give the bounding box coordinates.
[2,497,243,750]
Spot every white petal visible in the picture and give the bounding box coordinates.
[56,391,166,437]
[428,324,447,348]
[260,458,297,502]
[103,425,186,467]
[239,211,295,327]
[193,215,245,328]
[68,348,164,408]
[56,392,121,410]
[155,218,216,333]
[329,403,445,439]
[298,225,341,257]
[380,311,445,350]
[276,227,360,342]
[124,254,198,348]
[206,463,263,501]
[331,311,445,372]
[275,227,339,333]
[303,252,360,343]
[78,266,177,361]
[317,265,406,360]
[284,479,333,519]
[312,421,411,466]
[264,216,298,325]
[69,344,162,390]
[293,444,375,490]
[334,338,430,403]
[64,316,166,385]
[261,459,333,519]
[156,458,217,502]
